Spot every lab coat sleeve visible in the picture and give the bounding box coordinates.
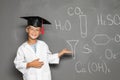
[14,48,27,74]
[47,53,60,64]
[45,43,60,64]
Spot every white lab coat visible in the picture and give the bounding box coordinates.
[14,40,60,80]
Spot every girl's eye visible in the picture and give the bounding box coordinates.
[30,28,34,30]
[36,29,40,31]
[36,30,39,31]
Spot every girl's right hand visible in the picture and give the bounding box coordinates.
[27,58,44,68]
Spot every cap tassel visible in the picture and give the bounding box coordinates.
[41,20,44,35]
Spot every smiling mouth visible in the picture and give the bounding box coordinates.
[31,34,37,37]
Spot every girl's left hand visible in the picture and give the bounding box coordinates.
[58,48,72,58]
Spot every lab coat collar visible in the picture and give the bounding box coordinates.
[24,40,39,54]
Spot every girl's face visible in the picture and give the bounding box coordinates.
[26,26,41,40]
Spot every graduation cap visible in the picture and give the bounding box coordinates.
[21,16,51,34]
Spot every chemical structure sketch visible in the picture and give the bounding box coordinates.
[105,49,117,60]
[75,60,111,74]
[55,19,71,31]
[99,49,120,64]
[88,60,111,74]
[75,61,87,73]
[67,7,83,16]
[92,34,111,45]
[114,34,120,43]
[79,15,88,38]
[66,40,79,59]
[97,14,120,26]
[82,44,92,54]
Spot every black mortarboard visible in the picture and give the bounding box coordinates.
[21,16,51,34]
[21,16,51,27]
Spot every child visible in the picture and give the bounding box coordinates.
[14,16,72,80]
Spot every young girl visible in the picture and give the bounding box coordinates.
[14,16,72,80]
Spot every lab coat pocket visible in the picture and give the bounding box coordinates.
[24,74,36,80]
[42,71,51,80]
[24,68,37,80]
